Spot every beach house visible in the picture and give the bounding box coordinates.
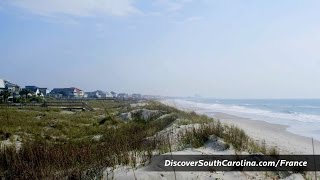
[0,79,5,92]
[132,94,142,100]
[86,90,107,98]
[105,92,114,98]
[50,87,85,98]
[39,88,49,96]
[4,80,20,94]
[25,86,48,97]
[117,93,129,100]
[25,86,42,96]
[110,91,117,98]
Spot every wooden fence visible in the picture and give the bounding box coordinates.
[0,101,94,111]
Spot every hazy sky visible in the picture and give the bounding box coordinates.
[1,0,320,98]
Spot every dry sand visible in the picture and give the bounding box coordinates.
[105,142,304,180]
[161,99,320,154]
[102,100,318,179]
[107,150,292,180]
[213,112,320,154]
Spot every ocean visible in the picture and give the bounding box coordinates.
[173,98,320,141]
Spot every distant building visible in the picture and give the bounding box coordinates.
[49,93,62,99]
[110,91,117,98]
[5,80,20,94]
[50,87,85,98]
[25,86,41,96]
[0,79,5,101]
[0,79,5,91]
[25,86,48,96]
[105,91,114,98]
[86,90,107,98]
[117,93,128,99]
[0,79,20,101]
[39,88,49,96]
[132,93,142,100]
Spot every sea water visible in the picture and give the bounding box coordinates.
[172,98,320,141]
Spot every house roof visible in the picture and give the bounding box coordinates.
[74,88,83,93]
[25,86,39,93]
[132,93,141,96]
[0,79,5,89]
[51,88,72,93]
[117,93,128,97]
[88,90,106,95]
[51,87,83,94]
[4,80,19,88]
[26,86,38,89]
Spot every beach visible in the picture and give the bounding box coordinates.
[106,100,312,180]
[213,112,320,154]
[161,99,320,155]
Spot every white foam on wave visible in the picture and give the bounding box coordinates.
[165,99,320,140]
[172,99,320,123]
[295,105,320,109]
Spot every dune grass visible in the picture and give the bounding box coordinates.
[0,100,279,179]
[0,100,176,179]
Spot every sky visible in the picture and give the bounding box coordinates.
[0,0,320,98]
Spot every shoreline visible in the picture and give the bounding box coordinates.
[161,99,320,154]
[212,112,320,154]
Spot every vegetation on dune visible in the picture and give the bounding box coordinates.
[0,100,175,179]
[0,121,174,179]
[180,122,279,155]
[0,100,279,179]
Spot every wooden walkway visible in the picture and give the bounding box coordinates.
[43,101,94,111]
[0,101,94,111]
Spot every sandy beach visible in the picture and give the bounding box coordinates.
[161,99,320,155]
[103,100,318,179]
[107,122,305,180]
[213,112,320,154]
